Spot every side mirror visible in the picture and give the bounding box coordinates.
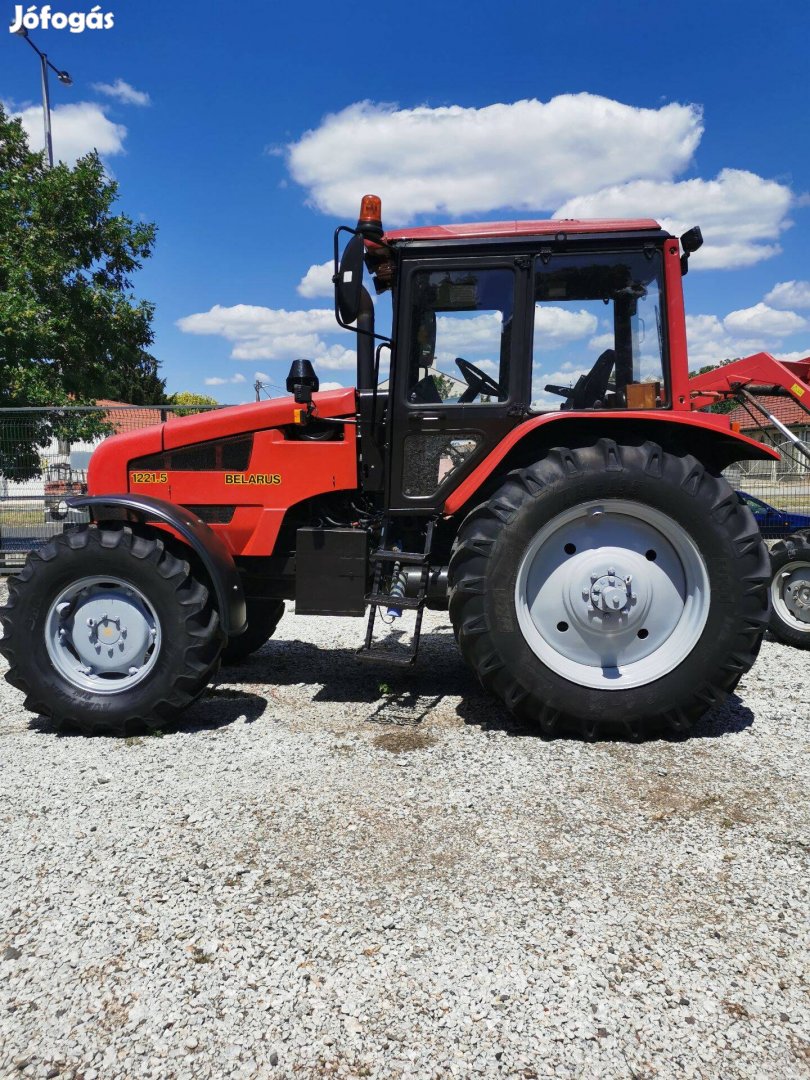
[679,225,703,276]
[680,226,703,254]
[335,233,365,325]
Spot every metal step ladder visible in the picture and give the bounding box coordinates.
[357,520,435,667]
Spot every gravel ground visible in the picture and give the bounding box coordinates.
[0,584,808,1080]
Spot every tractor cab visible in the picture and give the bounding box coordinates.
[332,195,695,515]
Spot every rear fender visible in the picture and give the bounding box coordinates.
[67,494,246,636]
[443,412,780,516]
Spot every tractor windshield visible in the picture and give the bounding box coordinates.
[531,250,666,412]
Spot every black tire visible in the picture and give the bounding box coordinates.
[448,439,770,739]
[0,526,224,736]
[221,597,285,664]
[768,530,810,649]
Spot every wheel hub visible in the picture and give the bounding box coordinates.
[785,576,810,624]
[563,547,654,639]
[45,577,161,694]
[71,594,154,670]
[588,570,633,614]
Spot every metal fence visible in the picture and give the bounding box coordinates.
[721,394,810,537]
[0,405,215,571]
[0,401,808,570]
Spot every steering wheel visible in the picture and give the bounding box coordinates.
[455,357,503,403]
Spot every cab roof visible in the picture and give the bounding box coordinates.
[384,218,662,243]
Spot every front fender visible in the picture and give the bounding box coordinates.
[67,494,246,636]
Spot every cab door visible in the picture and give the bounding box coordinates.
[387,257,527,514]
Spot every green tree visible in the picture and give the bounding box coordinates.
[0,105,165,478]
[433,372,455,400]
[171,391,219,408]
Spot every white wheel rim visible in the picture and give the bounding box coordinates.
[515,499,711,690]
[45,575,162,695]
[771,560,810,633]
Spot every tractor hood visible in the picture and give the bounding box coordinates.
[88,388,357,494]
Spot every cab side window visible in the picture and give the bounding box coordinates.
[407,268,514,406]
[532,251,666,412]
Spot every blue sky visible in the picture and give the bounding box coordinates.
[3,0,810,401]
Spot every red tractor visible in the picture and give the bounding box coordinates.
[3,195,809,737]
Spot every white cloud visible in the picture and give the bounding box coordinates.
[555,169,793,270]
[15,101,126,162]
[685,308,809,370]
[723,302,807,338]
[436,312,502,355]
[287,94,703,222]
[204,374,246,386]
[588,332,616,352]
[285,94,796,274]
[535,306,598,347]
[92,79,151,107]
[764,280,810,310]
[775,349,810,362]
[319,381,344,391]
[177,304,343,362]
[297,260,334,298]
[178,305,359,376]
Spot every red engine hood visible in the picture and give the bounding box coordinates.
[161,388,357,449]
[88,388,357,494]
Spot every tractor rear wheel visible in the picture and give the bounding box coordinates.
[448,439,770,739]
[0,526,224,736]
[221,597,285,663]
[768,530,810,649]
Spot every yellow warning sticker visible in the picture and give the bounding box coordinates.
[790,382,805,398]
[225,473,281,486]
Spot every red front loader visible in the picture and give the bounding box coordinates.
[4,195,804,738]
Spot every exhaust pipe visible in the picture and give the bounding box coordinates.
[357,286,375,392]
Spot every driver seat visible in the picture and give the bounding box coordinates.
[545,349,616,410]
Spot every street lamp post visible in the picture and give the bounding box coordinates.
[14,28,72,167]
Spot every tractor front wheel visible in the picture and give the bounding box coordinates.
[0,526,224,736]
[768,530,810,649]
[449,439,770,739]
